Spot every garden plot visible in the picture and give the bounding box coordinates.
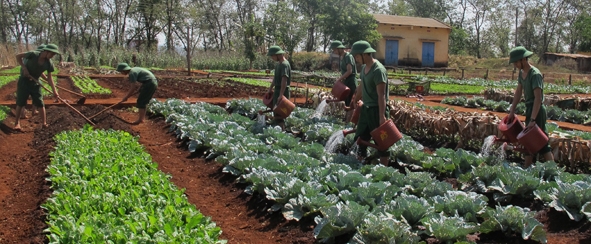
[148,98,591,243]
[98,76,274,99]
[70,75,112,96]
[0,102,317,243]
[2,66,591,243]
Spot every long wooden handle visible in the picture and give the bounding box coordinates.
[39,83,95,126]
[87,102,122,120]
[39,78,86,98]
[55,84,85,98]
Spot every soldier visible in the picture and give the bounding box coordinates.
[350,41,390,166]
[13,44,61,131]
[507,46,554,168]
[266,46,291,129]
[331,40,357,122]
[116,63,158,124]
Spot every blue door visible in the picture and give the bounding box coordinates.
[385,40,399,66]
[422,42,435,67]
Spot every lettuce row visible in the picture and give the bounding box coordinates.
[45,125,224,243]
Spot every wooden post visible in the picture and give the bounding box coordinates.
[408,69,411,74]
[569,74,572,85]
[461,68,465,80]
[425,69,428,75]
[512,69,515,80]
[485,69,489,80]
[443,70,446,76]
[305,86,309,104]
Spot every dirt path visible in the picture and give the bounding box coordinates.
[1,69,590,243]
[0,122,47,243]
[115,111,315,243]
[0,104,314,243]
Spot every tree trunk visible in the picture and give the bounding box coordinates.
[305,20,315,52]
[186,26,191,76]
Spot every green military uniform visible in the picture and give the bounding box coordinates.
[349,41,390,158]
[340,52,357,106]
[509,46,552,155]
[267,46,291,107]
[266,45,291,122]
[127,67,158,109]
[518,66,551,154]
[330,40,358,106]
[272,60,291,106]
[16,51,55,107]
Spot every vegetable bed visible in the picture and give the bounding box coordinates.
[148,98,591,243]
[46,125,224,243]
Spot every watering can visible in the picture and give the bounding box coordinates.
[342,101,363,136]
[273,95,295,119]
[331,81,351,101]
[498,115,524,143]
[263,91,273,108]
[350,103,362,124]
[355,119,403,151]
[517,124,549,154]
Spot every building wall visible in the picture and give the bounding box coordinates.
[544,54,591,72]
[375,24,450,67]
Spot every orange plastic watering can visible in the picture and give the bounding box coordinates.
[517,124,549,154]
[331,81,351,101]
[273,96,295,119]
[498,115,524,143]
[263,91,273,108]
[356,119,403,151]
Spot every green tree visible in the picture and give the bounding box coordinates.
[319,0,381,47]
[404,0,450,20]
[575,14,591,52]
[174,0,202,74]
[243,19,265,69]
[389,0,411,16]
[136,0,164,50]
[449,26,469,55]
[293,0,322,52]
[264,0,307,62]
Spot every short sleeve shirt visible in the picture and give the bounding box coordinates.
[273,60,291,88]
[22,51,54,79]
[360,61,388,107]
[518,66,544,105]
[340,52,357,82]
[128,67,157,84]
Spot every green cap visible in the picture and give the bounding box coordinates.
[266,46,285,56]
[509,46,533,64]
[43,44,61,55]
[36,44,46,51]
[116,63,132,72]
[350,41,376,55]
[330,40,345,49]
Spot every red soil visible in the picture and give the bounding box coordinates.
[0,70,590,243]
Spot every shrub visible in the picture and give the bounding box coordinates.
[290,52,329,71]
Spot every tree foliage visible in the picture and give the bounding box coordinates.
[0,0,589,65]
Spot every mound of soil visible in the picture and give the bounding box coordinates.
[99,77,270,99]
[0,105,136,243]
[115,113,316,243]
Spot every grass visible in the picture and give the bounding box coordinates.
[0,75,19,88]
[0,66,59,75]
[0,66,21,74]
[429,83,485,95]
[227,77,270,87]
